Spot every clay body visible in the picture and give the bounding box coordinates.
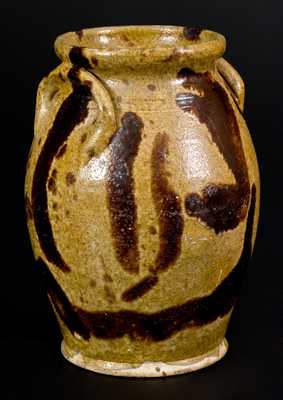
[25,26,260,377]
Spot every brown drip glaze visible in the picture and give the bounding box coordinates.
[149,226,157,235]
[47,169,58,195]
[104,285,116,304]
[91,57,98,67]
[107,112,144,274]
[176,69,250,233]
[75,30,84,40]
[69,47,92,70]
[80,133,87,143]
[122,275,158,302]
[150,133,184,273]
[66,172,76,186]
[37,183,256,341]
[32,68,93,272]
[47,176,57,195]
[147,84,156,91]
[56,143,67,159]
[183,27,202,41]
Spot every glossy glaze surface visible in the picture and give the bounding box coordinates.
[25,26,260,366]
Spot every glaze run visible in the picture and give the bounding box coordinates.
[107,112,144,274]
[47,169,57,195]
[75,30,84,40]
[38,184,256,341]
[69,47,92,70]
[176,69,250,233]
[32,69,92,272]
[183,27,202,41]
[150,132,184,273]
[122,275,158,302]
[56,143,67,159]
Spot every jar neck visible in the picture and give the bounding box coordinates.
[55,26,226,73]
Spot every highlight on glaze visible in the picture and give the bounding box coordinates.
[176,68,250,233]
[25,26,260,373]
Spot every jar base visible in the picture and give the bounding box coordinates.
[61,338,228,377]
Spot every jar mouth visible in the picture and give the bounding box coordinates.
[55,25,226,70]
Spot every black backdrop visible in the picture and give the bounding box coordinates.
[1,1,281,399]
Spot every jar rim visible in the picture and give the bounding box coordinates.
[55,26,226,70]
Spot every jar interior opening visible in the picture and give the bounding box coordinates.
[56,25,223,51]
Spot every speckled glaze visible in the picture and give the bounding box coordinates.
[25,26,260,377]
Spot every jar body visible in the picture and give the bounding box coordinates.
[25,26,260,376]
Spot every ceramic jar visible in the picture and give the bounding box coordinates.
[25,26,260,377]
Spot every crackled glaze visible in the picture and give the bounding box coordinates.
[25,26,260,376]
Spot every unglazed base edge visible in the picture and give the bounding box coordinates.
[61,338,228,378]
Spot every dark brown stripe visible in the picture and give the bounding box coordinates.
[55,143,67,159]
[38,183,256,341]
[66,172,76,186]
[147,84,156,91]
[37,258,90,340]
[91,57,98,66]
[80,133,87,143]
[69,47,92,70]
[122,275,158,302]
[32,69,92,272]
[75,30,84,40]
[47,169,57,195]
[151,133,184,273]
[176,70,250,233]
[183,27,202,40]
[107,112,143,274]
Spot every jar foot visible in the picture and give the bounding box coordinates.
[61,338,228,378]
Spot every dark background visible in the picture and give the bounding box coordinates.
[1,0,281,398]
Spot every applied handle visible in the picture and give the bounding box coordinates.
[216,57,245,112]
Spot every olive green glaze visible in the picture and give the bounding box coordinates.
[25,26,260,375]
